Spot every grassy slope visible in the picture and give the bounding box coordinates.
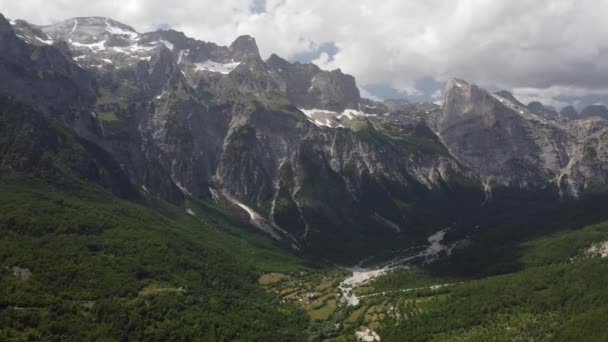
[0,175,311,341]
[377,220,608,341]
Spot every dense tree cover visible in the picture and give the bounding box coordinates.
[0,176,310,341]
[378,220,608,341]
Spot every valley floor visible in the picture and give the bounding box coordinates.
[3,176,608,341]
[260,221,608,341]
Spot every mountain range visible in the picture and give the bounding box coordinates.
[3,13,608,258]
[4,12,608,341]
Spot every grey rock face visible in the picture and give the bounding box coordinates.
[0,13,11,33]
[440,79,569,189]
[0,15,96,118]
[494,90,526,107]
[307,70,360,111]
[229,35,261,62]
[266,54,361,111]
[558,118,608,195]
[438,78,608,196]
[219,58,287,100]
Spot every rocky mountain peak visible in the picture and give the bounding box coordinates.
[494,90,525,107]
[219,57,286,98]
[527,101,558,118]
[0,13,13,34]
[229,35,260,62]
[444,78,470,91]
[42,17,140,43]
[527,101,543,112]
[580,105,608,120]
[560,105,578,119]
[443,78,485,105]
[305,69,360,111]
[264,55,361,111]
[441,78,495,127]
[142,29,190,50]
[147,44,183,90]
[265,53,290,69]
[149,44,174,68]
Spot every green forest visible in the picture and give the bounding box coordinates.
[0,175,313,341]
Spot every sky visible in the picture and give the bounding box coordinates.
[2,0,608,110]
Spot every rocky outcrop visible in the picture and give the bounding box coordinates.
[266,54,361,111]
[440,79,571,190]
[229,35,261,62]
[494,90,525,107]
[0,14,96,121]
[439,78,608,197]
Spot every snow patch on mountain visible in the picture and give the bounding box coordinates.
[70,39,107,50]
[222,191,300,250]
[35,36,53,45]
[124,44,158,52]
[177,50,189,64]
[69,19,78,35]
[299,109,336,127]
[338,109,378,120]
[104,20,139,39]
[157,40,174,50]
[299,108,376,128]
[451,78,466,88]
[372,213,401,233]
[194,60,241,74]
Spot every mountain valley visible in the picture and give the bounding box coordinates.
[2,12,608,341]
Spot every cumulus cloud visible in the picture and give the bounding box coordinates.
[2,0,608,107]
[512,85,608,110]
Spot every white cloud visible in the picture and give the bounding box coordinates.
[3,0,608,106]
[512,86,608,99]
[311,52,332,69]
[431,89,444,105]
[512,85,608,109]
[358,86,381,102]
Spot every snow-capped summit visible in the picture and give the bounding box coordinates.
[42,17,140,42]
[229,35,261,62]
[8,17,266,76]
